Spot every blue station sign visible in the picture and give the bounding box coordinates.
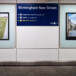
[17,3,59,26]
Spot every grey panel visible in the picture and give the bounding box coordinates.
[60,0,76,3]
[17,0,58,3]
[0,0,16,3]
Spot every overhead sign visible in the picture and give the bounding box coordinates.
[17,3,59,26]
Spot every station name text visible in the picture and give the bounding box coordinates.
[18,6,57,10]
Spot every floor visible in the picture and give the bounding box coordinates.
[0,66,76,76]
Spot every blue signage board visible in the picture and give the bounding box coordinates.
[17,3,59,26]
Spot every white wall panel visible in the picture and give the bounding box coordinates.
[60,0,76,3]
[0,0,16,3]
[0,49,16,62]
[59,49,76,61]
[17,0,58,3]
[17,27,59,48]
[17,49,58,62]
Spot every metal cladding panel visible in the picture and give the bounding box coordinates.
[0,0,16,3]
[17,0,58,3]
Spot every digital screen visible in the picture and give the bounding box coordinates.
[17,3,59,26]
[0,12,9,40]
[66,13,76,40]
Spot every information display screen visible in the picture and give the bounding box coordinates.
[0,12,9,40]
[66,13,76,40]
[17,3,59,26]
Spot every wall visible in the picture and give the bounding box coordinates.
[0,0,76,62]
